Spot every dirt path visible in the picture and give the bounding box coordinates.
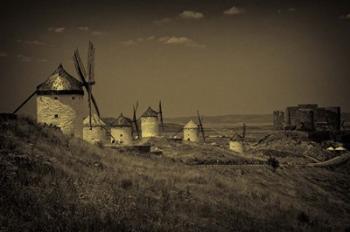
[305,153,350,167]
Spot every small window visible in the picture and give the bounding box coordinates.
[112,140,115,144]
[120,134,123,137]
[54,97,58,100]
[72,97,75,100]
[54,114,58,118]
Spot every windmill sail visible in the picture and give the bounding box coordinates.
[74,49,92,128]
[132,103,140,138]
[87,41,95,85]
[159,100,164,131]
[73,49,87,80]
[13,90,37,114]
[197,110,205,142]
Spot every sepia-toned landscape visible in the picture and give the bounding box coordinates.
[1,0,350,231]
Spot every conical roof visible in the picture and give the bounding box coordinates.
[83,113,106,127]
[112,113,132,127]
[184,120,198,129]
[141,107,158,117]
[37,64,84,95]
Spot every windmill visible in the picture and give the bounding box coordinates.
[73,41,100,129]
[132,101,140,138]
[159,100,164,132]
[197,110,205,142]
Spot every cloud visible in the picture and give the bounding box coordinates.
[17,54,48,63]
[340,13,350,20]
[0,52,8,57]
[154,10,204,25]
[224,6,244,16]
[158,36,205,48]
[92,31,104,36]
[48,27,65,33]
[179,10,204,19]
[77,26,89,31]
[121,40,138,46]
[153,17,172,25]
[17,54,32,62]
[121,35,205,48]
[17,39,47,46]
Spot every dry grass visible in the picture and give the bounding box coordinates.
[0,117,350,231]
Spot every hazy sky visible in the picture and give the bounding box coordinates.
[1,0,350,117]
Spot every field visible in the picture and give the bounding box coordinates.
[1,116,350,231]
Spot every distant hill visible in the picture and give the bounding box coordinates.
[167,114,273,125]
[167,112,350,126]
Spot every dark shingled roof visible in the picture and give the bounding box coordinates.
[141,107,158,118]
[37,64,84,95]
[112,113,132,127]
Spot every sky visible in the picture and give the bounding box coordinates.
[1,0,350,118]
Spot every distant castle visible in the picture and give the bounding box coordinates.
[273,104,341,131]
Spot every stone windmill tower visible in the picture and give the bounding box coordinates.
[183,120,199,142]
[141,106,160,138]
[73,41,106,143]
[36,64,85,137]
[83,113,108,144]
[183,111,205,143]
[111,113,133,145]
[13,64,84,137]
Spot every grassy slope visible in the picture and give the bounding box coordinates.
[1,117,350,232]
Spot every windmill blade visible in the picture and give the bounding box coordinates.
[242,123,246,140]
[87,41,95,84]
[135,101,139,111]
[197,110,205,142]
[74,49,101,118]
[13,90,37,114]
[88,88,92,129]
[73,49,94,128]
[133,104,140,138]
[159,100,164,131]
[73,49,87,83]
[91,93,101,117]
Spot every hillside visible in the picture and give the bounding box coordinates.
[167,114,272,126]
[167,112,350,127]
[1,117,350,231]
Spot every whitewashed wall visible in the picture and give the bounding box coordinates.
[111,127,133,145]
[141,117,159,138]
[37,95,83,138]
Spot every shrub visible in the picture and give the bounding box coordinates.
[267,157,279,172]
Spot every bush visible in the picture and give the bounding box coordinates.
[267,157,279,171]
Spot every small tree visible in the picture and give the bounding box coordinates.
[267,156,279,172]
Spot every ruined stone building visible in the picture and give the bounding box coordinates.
[37,64,84,138]
[273,104,341,131]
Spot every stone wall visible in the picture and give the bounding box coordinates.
[141,117,159,138]
[283,104,340,131]
[37,95,83,138]
[83,126,108,144]
[273,111,284,130]
[183,128,199,142]
[111,127,133,145]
